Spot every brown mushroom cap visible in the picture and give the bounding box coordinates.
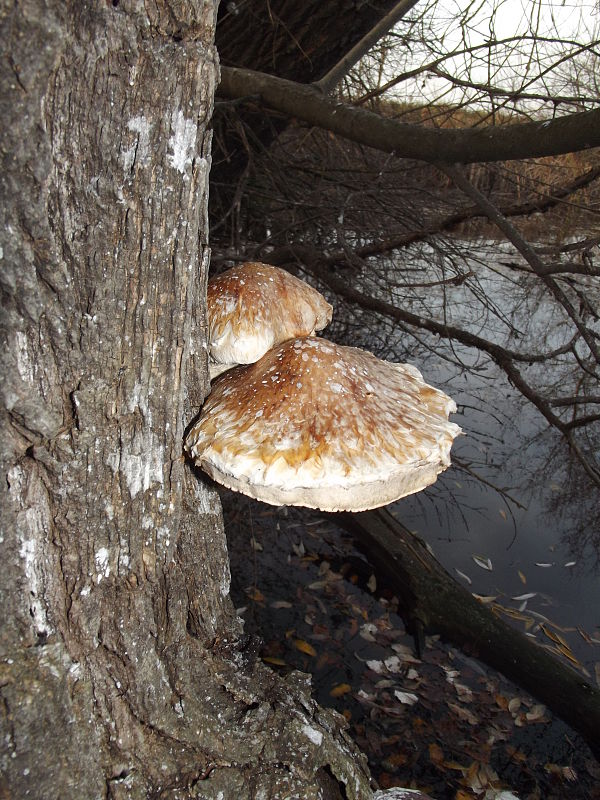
[186,337,461,512]
[207,262,333,376]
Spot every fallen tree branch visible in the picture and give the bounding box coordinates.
[334,508,600,761]
[316,0,421,93]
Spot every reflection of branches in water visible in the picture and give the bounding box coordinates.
[436,162,599,485]
[211,76,599,495]
[529,430,600,566]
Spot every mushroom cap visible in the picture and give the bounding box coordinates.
[208,262,333,375]
[186,337,461,512]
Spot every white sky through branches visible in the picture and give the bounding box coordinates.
[366,0,600,115]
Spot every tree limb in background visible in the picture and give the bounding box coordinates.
[316,0,422,93]
[218,66,600,163]
[259,163,600,271]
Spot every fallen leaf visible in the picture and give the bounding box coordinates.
[456,568,472,584]
[526,704,547,722]
[499,509,507,520]
[508,697,521,714]
[394,690,418,705]
[330,683,352,697]
[511,592,537,601]
[262,656,286,667]
[473,593,498,604]
[535,562,553,567]
[391,643,420,663]
[384,655,403,673]
[453,682,473,701]
[270,600,292,609]
[540,623,572,652]
[367,573,377,592]
[384,752,409,768]
[428,742,444,764]
[294,639,316,657]
[518,570,527,584]
[495,694,508,710]
[564,561,576,567]
[472,554,493,571]
[448,701,478,725]
[292,540,305,557]
[359,622,377,642]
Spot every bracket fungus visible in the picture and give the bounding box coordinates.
[186,337,461,512]
[207,262,333,378]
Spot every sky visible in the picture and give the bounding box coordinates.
[380,0,600,112]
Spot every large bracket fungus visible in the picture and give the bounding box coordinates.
[207,262,333,378]
[186,337,461,512]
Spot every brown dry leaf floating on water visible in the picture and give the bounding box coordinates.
[473,593,498,604]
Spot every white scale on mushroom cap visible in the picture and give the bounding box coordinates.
[188,277,461,511]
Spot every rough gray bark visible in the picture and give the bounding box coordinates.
[0,2,371,798]
[218,66,600,163]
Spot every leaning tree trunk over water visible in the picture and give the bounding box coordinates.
[0,3,371,798]
[337,510,600,762]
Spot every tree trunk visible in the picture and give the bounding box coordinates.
[0,3,371,797]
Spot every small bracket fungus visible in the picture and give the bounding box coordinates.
[207,262,333,378]
[186,337,461,512]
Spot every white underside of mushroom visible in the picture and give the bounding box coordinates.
[209,319,278,369]
[196,451,452,512]
[186,337,462,512]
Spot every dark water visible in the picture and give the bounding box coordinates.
[219,238,599,795]
[328,239,600,674]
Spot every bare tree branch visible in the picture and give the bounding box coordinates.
[218,66,600,163]
[316,0,421,93]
